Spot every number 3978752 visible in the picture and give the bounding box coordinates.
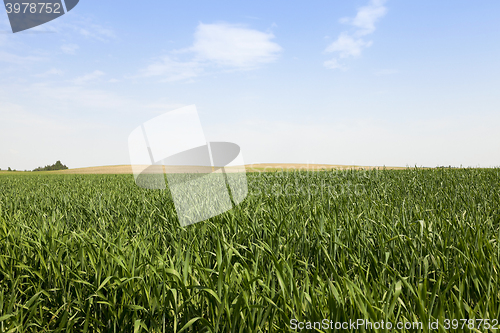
[5,3,62,14]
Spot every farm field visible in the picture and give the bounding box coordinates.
[0,163,408,176]
[0,168,499,332]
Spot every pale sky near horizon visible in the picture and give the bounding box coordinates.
[1,0,499,170]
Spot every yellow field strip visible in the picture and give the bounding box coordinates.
[0,163,413,175]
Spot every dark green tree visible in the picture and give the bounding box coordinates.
[33,161,69,172]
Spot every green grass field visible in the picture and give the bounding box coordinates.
[0,168,499,332]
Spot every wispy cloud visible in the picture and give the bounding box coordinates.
[28,82,133,110]
[340,0,388,36]
[0,22,47,67]
[0,16,11,33]
[325,0,387,70]
[323,58,347,70]
[46,16,116,42]
[325,33,373,58]
[61,43,79,55]
[141,57,202,82]
[0,51,45,64]
[78,24,116,41]
[34,68,64,77]
[142,102,187,115]
[373,68,398,76]
[71,70,105,84]
[140,22,282,82]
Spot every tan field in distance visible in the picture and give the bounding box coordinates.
[0,163,410,175]
[246,163,409,172]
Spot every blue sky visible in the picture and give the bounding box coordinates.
[1,0,499,170]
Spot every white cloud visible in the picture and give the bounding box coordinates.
[190,23,282,69]
[141,56,201,82]
[341,0,387,36]
[61,43,79,55]
[71,70,105,84]
[325,33,372,58]
[325,0,387,70]
[140,22,282,82]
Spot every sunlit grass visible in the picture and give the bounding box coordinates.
[0,168,499,332]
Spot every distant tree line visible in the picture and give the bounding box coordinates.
[33,160,69,172]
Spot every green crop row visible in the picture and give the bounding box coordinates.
[0,168,499,332]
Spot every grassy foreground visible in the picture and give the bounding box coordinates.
[0,168,499,332]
